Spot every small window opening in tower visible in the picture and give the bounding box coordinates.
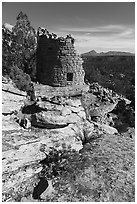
[67,73,73,81]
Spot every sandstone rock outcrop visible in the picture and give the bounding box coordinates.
[2,79,26,114]
[2,78,26,131]
[94,122,118,135]
[2,125,83,201]
[31,96,86,129]
[3,79,133,201]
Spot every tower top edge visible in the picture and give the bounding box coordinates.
[37,27,75,44]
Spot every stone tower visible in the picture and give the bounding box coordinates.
[36,28,85,87]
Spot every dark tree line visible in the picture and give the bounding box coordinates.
[82,56,135,105]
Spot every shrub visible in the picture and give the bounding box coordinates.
[9,65,31,92]
[39,132,135,202]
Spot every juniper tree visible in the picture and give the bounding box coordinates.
[12,11,37,78]
[2,11,37,91]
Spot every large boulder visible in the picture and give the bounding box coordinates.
[89,102,118,117]
[65,99,82,107]
[31,110,82,128]
[31,111,68,128]
[46,124,83,151]
[31,97,86,129]
[81,91,118,123]
[37,101,58,111]
[60,106,72,116]
[69,106,84,113]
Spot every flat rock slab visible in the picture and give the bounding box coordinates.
[2,82,26,114]
[89,102,118,117]
[2,115,22,131]
[31,111,82,128]
[94,122,118,135]
[2,82,26,96]
[2,124,83,199]
[2,91,25,114]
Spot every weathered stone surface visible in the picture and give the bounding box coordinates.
[2,141,43,173]
[35,84,89,98]
[67,113,81,123]
[37,98,84,116]
[77,110,86,120]
[47,124,83,151]
[31,97,87,129]
[89,102,117,117]
[2,90,25,114]
[81,92,97,108]
[65,99,82,107]
[2,132,44,195]
[61,106,72,116]
[2,126,83,174]
[2,80,26,97]
[37,101,56,111]
[3,78,125,201]
[70,106,84,113]
[95,123,118,135]
[2,164,43,192]
[2,115,22,131]
[37,31,85,87]
[31,110,82,128]
[2,124,83,199]
[31,111,68,127]
[2,81,26,131]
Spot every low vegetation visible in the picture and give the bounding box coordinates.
[82,55,135,104]
[37,131,135,202]
[4,65,31,92]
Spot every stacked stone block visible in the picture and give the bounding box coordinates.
[36,28,85,87]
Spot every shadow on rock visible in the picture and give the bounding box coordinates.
[22,103,41,114]
[32,177,49,200]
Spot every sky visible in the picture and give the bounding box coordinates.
[2,2,135,54]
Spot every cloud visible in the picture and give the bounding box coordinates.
[52,24,135,54]
[58,24,134,35]
[75,35,135,54]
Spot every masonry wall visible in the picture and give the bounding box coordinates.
[36,32,85,86]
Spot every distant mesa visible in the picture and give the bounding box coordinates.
[81,50,135,57]
[85,50,98,56]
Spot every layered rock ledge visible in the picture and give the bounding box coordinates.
[3,81,133,201]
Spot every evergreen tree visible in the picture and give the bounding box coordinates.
[12,11,37,76]
[2,24,13,75]
[2,11,37,91]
